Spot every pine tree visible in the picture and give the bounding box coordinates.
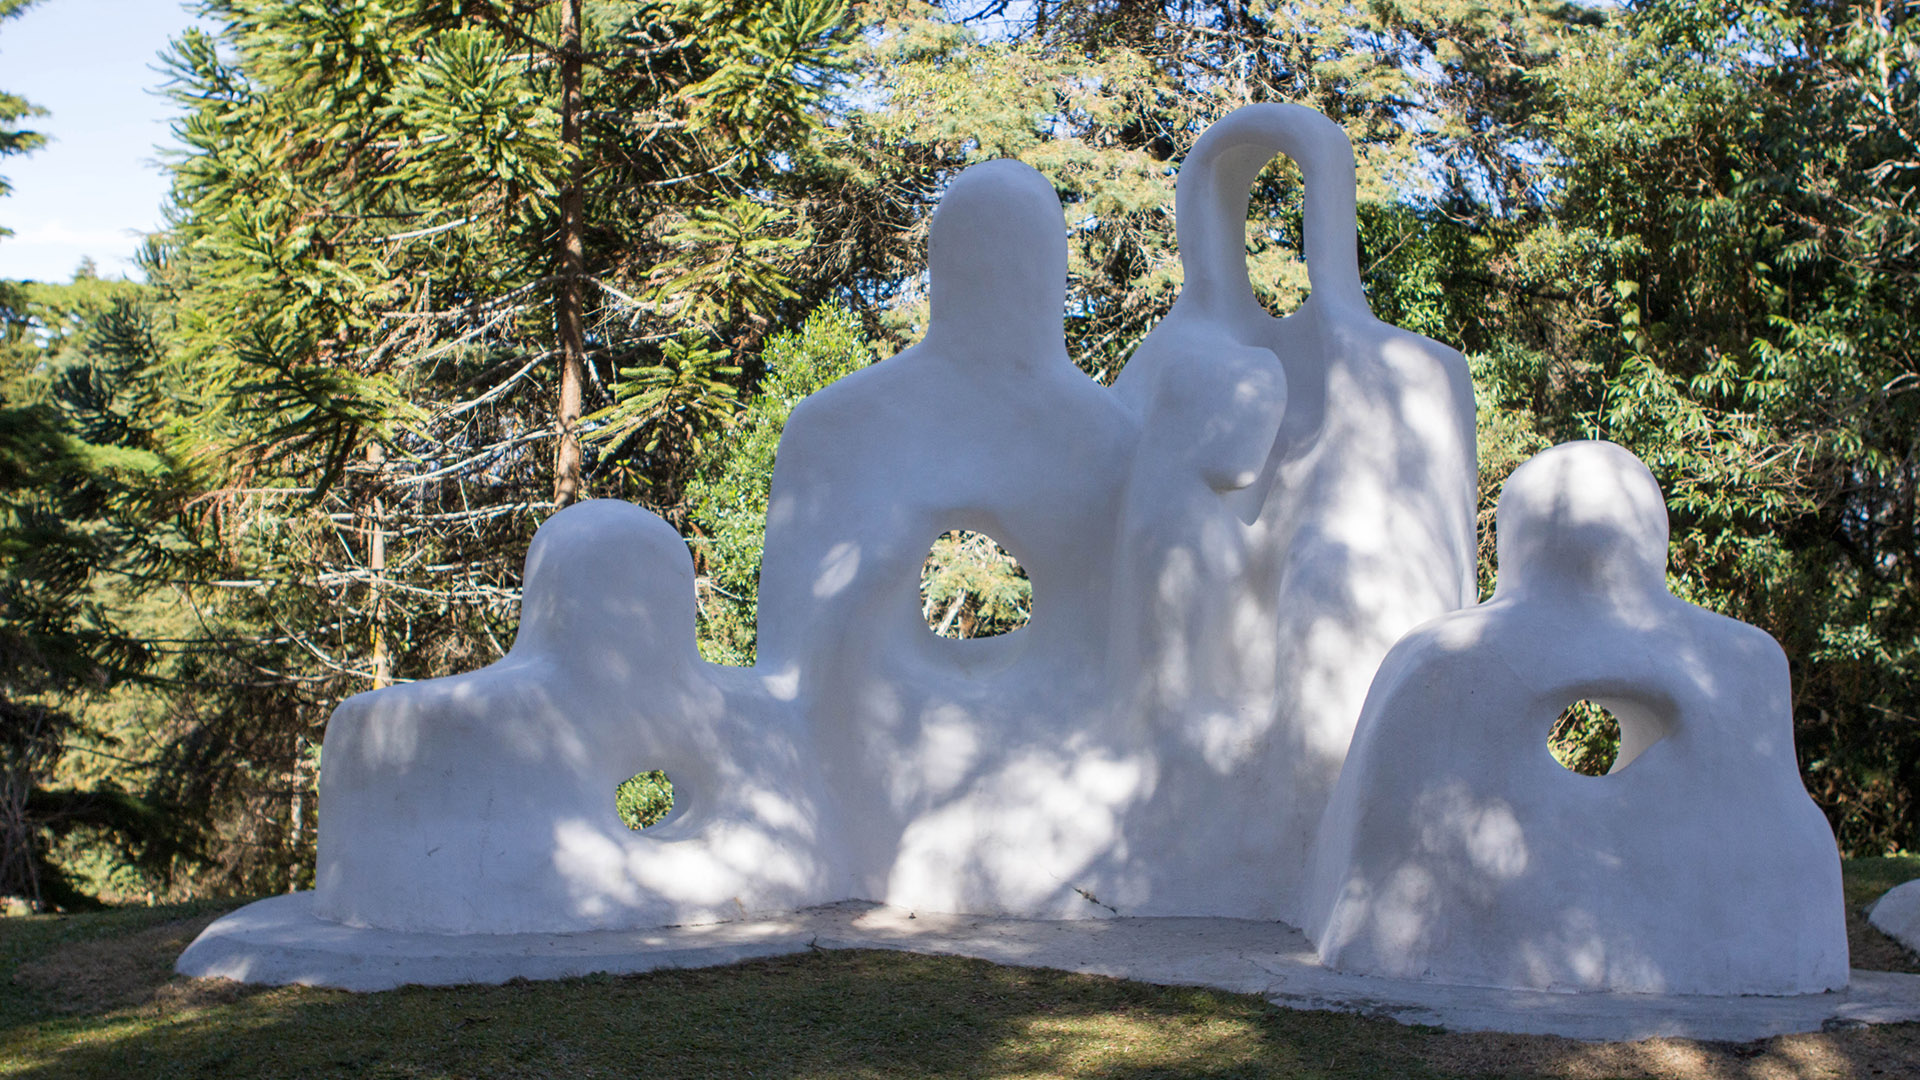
[0,0,45,227]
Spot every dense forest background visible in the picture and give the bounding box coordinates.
[0,0,1915,910]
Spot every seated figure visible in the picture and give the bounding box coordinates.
[313,500,839,935]
[1300,440,1848,995]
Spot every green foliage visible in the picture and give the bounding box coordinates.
[687,303,872,664]
[919,530,1032,640]
[614,768,673,829]
[1547,701,1623,779]
[1457,0,1920,853]
[590,334,741,465]
[654,198,807,334]
[0,270,201,909]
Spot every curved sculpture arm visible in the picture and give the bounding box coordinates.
[1174,104,1366,316]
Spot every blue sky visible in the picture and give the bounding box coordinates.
[0,0,213,282]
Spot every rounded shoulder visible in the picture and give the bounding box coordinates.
[1366,601,1511,689]
[783,350,916,426]
[1342,316,1471,383]
[1672,598,1791,675]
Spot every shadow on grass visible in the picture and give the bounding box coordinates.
[4,859,1920,1079]
[5,947,1449,1080]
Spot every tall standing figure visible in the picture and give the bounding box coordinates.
[755,160,1143,917]
[1108,105,1478,921]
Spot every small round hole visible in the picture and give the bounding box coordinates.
[920,530,1032,639]
[615,770,674,829]
[1550,700,1622,776]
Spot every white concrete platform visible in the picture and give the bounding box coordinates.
[177,892,1920,1043]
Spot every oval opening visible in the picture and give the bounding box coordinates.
[920,530,1031,639]
[615,770,674,830]
[1549,700,1622,777]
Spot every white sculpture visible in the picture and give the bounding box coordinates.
[314,501,841,933]
[754,158,1146,917]
[1103,105,1476,921]
[305,106,1477,930]
[751,106,1476,920]
[185,106,1847,1005]
[1300,440,1849,995]
[1869,879,1920,956]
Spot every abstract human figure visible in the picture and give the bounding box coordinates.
[314,500,838,934]
[755,159,1143,916]
[1104,342,1287,915]
[1106,104,1477,920]
[1300,441,1848,994]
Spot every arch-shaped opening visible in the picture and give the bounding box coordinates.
[615,770,675,830]
[1243,159,1312,320]
[1549,700,1622,777]
[920,529,1032,639]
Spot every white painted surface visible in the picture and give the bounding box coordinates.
[755,158,1146,918]
[290,107,1475,934]
[1302,441,1849,995]
[749,105,1474,920]
[256,108,1836,1003]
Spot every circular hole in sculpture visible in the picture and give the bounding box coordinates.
[615,770,674,830]
[1549,700,1622,776]
[920,530,1032,639]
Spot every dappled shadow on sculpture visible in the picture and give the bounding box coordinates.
[1102,104,1476,921]
[1300,441,1848,995]
[183,105,1848,1006]
[755,158,1145,918]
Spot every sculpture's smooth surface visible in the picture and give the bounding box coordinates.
[303,104,1476,934]
[314,501,841,934]
[755,159,1145,917]
[1301,441,1849,995]
[1869,879,1920,956]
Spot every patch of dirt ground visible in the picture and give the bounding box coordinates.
[1419,1024,1920,1079]
[1416,911,1920,1079]
[11,913,259,1015]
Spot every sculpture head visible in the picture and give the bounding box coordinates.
[514,499,697,664]
[1145,344,1287,492]
[925,159,1069,363]
[1171,104,1366,319]
[1493,440,1670,600]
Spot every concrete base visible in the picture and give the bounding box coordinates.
[179,892,1920,1042]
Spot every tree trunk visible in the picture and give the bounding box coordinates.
[367,440,390,689]
[553,0,588,508]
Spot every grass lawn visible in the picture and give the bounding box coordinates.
[2,858,1918,1080]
